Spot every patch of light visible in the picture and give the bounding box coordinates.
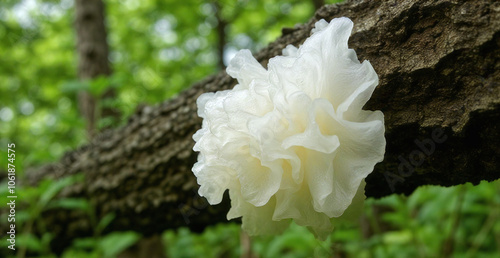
[198,22,213,36]
[161,31,178,44]
[45,113,56,126]
[154,19,173,34]
[153,16,178,44]
[40,2,64,20]
[185,37,207,52]
[20,101,34,115]
[0,107,14,122]
[123,0,140,10]
[234,34,253,49]
[199,3,215,16]
[60,0,73,10]
[109,51,123,63]
[223,46,238,66]
[12,0,37,28]
[58,97,71,111]
[159,47,184,61]
[196,52,217,65]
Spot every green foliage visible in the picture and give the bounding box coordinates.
[162,180,500,258]
[0,174,83,257]
[255,223,332,257]
[63,231,141,258]
[0,0,84,169]
[163,223,241,258]
[0,174,141,258]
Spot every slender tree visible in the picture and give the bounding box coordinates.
[75,0,118,137]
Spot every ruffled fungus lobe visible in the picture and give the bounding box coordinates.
[192,17,385,239]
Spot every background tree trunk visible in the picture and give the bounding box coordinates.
[24,0,500,253]
[75,0,118,137]
[214,1,228,70]
[75,1,162,256]
[311,0,325,10]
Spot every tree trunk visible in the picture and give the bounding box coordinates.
[312,0,325,10]
[214,1,227,69]
[75,0,117,137]
[25,0,500,252]
[75,1,157,256]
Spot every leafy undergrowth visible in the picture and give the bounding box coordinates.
[163,179,500,258]
[0,177,498,257]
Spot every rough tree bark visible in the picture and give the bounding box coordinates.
[24,0,500,252]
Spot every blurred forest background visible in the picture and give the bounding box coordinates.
[0,0,499,257]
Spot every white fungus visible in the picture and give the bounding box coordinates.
[192,17,385,239]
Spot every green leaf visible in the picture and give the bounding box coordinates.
[97,115,119,130]
[17,233,43,253]
[39,174,84,209]
[73,237,98,250]
[62,249,101,258]
[40,232,54,253]
[99,231,141,258]
[89,76,110,96]
[60,80,88,94]
[46,198,90,212]
[96,213,116,234]
[382,230,412,245]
